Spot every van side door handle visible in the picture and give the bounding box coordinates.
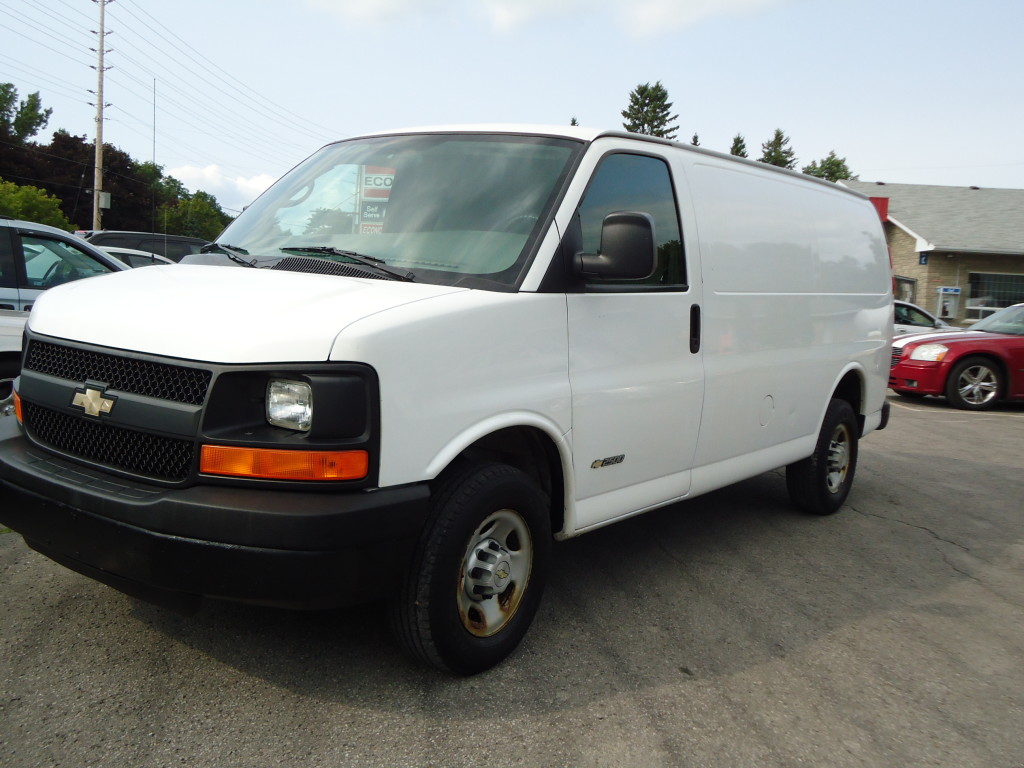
[689,304,701,353]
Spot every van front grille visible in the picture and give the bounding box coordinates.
[24,341,211,405]
[23,402,194,482]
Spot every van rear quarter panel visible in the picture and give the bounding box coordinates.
[686,159,891,469]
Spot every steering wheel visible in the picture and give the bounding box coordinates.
[42,260,64,285]
[42,260,78,287]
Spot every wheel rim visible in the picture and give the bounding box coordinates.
[457,509,533,638]
[957,364,998,405]
[825,423,852,494]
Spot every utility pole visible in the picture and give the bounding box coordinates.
[91,0,112,231]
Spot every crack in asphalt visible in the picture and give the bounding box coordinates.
[849,504,970,552]
[849,504,987,584]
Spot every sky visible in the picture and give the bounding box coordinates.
[2,0,1023,217]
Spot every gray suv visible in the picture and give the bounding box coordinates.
[82,230,208,262]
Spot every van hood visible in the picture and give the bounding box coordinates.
[27,264,466,363]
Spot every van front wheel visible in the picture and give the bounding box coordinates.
[786,399,858,515]
[391,462,550,675]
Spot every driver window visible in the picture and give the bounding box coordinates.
[18,235,112,289]
[907,307,932,326]
[578,152,685,287]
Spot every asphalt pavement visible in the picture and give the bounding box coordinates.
[1,395,1023,767]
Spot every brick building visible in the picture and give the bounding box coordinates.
[841,180,1024,326]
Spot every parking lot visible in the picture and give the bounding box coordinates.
[1,394,1023,768]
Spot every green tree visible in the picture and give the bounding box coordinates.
[621,81,678,139]
[570,116,579,126]
[690,133,700,146]
[158,190,232,240]
[803,151,857,182]
[304,208,356,236]
[0,178,72,229]
[729,133,748,158]
[758,128,797,169]
[1,85,232,235]
[0,83,53,142]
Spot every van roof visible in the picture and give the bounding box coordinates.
[343,124,869,199]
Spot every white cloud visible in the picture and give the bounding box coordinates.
[301,0,439,25]
[623,0,784,36]
[303,0,789,35]
[169,165,276,214]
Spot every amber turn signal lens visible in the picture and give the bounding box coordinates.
[200,445,368,481]
[14,389,23,424]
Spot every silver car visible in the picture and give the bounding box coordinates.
[1,218,130,410]
[894,299,956,336]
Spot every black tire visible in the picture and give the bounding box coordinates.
[391,462,551,675]
[944,355,1002,410]
[786,398,859,516]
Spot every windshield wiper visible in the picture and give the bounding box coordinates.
[279,246,415,282]
[200,242,258,268]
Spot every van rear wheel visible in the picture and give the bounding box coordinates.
[391,461,550,675]
[786,398,858,515]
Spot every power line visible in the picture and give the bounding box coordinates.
[109,1,338,145]
[103,56,317,155]
[115,0,340,141]
[50,0,97,26]
[0,54,88,103]
[10,0,94,41]
[0,21,93,69]
[2,4,320,183]
[3,0,337,208]
[0,0,92,52]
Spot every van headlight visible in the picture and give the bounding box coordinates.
[267,379,313,431]
[909,343,949,362]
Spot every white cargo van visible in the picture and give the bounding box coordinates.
[0,126,892,674]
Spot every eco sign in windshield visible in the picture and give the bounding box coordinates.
[215,133,581,288]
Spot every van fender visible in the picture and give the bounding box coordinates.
[422,411,577,534]
[823,361,875,434]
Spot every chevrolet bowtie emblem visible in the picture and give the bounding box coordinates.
[71,387,116,417]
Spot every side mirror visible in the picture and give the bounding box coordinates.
[576,211,656,280]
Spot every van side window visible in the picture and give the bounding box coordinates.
[578,153,685,287]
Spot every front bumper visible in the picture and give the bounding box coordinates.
[0,419,430,611]
[888,360,949,395]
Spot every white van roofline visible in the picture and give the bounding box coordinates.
[336,124,870,199]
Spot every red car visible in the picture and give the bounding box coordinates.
[890,303,1024,410]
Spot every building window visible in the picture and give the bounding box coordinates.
[894,276,917,303]
[966,272,1024,320]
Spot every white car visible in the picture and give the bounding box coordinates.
[99,246,176,268]
[894,299,955,336]
[0,309,24,412]
[1,217,130,409]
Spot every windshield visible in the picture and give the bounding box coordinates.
[969,304,1024,335]
[217,133,581,288]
